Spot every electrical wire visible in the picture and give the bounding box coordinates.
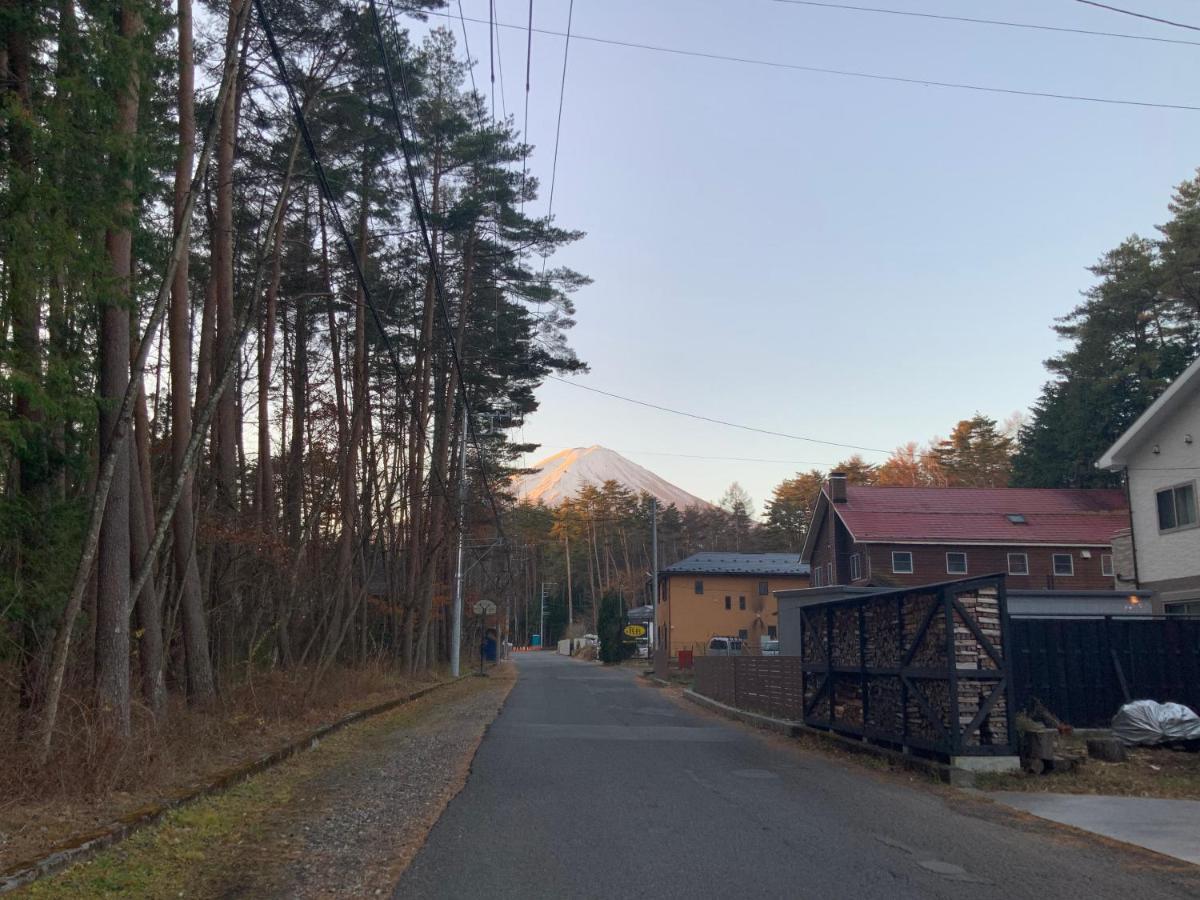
[421,10,1200,112]
[1075,0,1200,33]
[544,375,893,454]
[520,0,534,216]
[771,0,1200,47]
[368,0,511,541]
[252,0,451,503]
[543,0,574,233]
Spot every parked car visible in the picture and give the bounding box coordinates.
[706,636,744,656]
[760,639,781,656]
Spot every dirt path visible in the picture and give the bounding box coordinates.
[22,669,515,899]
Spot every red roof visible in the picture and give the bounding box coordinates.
[830,485,1129,546]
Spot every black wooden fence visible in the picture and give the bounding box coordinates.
[1009,616,1200,728]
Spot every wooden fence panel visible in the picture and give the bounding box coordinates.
[1011,617,1200,727]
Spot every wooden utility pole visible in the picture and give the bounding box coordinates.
[564,532,573,629]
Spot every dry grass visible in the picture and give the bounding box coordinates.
[0,661,445,869]
[17,672,515,899]
[977,737,1200,800]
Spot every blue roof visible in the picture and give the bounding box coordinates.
[661,552,810,577]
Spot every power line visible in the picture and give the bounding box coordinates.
[544,0,575,232]
[424,10,1200,111]
[252,0,451,503]
[368,0,510,539]
[544,375,893,455]
[456,0,481,99]
[520,0,534,215]
[619,448,844,465]
[1075,0,1200,33]
[491,0,508,119]
[771,0,1200,47]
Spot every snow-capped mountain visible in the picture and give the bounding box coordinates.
[511,446,711,509]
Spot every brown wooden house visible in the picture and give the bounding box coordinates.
[800,475,1130,590]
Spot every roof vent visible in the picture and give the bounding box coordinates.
[1006,513,1027,525]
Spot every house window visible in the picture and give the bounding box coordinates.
[738,596,746,610]
[850,553,862,581]
[737,629,748,640]
[945,552,968,575]
[1156,483,1198,532]
[891,551,914,574]
[694,580,704,595]
[1168,600,1200,616]
[826,563,833,585]
[1052,553,1074,577]
[767,625,778,638]
[1007,553,1029,576]
[724,596,731,610]
[1101,553,1114,577]
[758,580,769,596]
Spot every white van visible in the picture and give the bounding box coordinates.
[706,636,744,656]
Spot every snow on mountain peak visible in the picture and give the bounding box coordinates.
[511,446,711,509]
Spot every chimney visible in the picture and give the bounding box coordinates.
[829,472,848,503]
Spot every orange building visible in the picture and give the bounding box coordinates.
[656,553,810,657]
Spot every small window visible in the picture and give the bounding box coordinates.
[1102,553,1114,577]
[826,563,833,585]
[758,580,769,596]
[892,551,914,574]
[850,553,862,581]
[736,629,748,640]
[1007,553,1029,576]
[738,596,746,610]
[724,595,731,610]
[1006,513,1027,525]
[694,580,704,595]
[945,552,968,575]
[1157,483,1198,532]
[812,567,822,588]
[1052,553,1074,576]
[767,625,778,639]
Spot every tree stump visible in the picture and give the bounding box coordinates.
[1020,728,1057,774]
[1086,736,1128,763]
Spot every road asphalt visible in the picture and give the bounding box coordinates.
[394,653,1200,899]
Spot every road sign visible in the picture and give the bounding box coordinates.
[623,624,646,638]
[473,599,498,615]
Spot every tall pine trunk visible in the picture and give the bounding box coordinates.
[170,0,215,700]
[96,0,143,738]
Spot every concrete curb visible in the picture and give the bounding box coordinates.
[681,689,976,787]
[0,679,458,894]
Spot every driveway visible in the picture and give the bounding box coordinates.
[395,653,1199,899]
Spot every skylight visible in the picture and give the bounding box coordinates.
[1006,514,1027,525]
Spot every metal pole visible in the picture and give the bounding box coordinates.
[651,497,659,653]
[540,582,546,649]
[450,415,468,677]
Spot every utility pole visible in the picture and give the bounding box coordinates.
[450,415,468,677]
[539,581,557,648]
[651,497,659,653]
[564,532,573,630]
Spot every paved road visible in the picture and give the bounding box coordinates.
[395,654,1199,899]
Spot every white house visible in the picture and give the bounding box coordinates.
[1099,357,1200,615]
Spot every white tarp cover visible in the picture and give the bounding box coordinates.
[1111,700,1200,746]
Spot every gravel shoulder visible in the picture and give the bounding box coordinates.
[20,668,515,899]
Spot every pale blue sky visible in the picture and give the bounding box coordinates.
[418,0,1200,511]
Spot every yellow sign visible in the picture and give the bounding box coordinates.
[623,624,647,638]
